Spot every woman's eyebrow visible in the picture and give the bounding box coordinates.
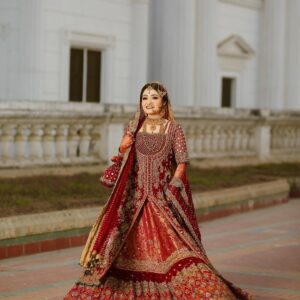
[142,94,158,97]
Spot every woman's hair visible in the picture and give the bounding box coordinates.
[139,81,173,120]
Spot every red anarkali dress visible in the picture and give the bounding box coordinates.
[64,120,251,300]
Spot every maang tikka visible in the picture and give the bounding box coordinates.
[146,82,167,98]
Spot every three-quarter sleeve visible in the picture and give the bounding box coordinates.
[123,122,130,136]
[123,120,135,137]
[172,123,189,164]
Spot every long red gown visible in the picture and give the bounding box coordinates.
[64,120,252,299]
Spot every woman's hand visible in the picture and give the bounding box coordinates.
[164,163,187,198]
[174,163,186,179]
[119,134,134,154]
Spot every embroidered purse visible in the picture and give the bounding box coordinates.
[99,154,123,188]
[99,126,135,188]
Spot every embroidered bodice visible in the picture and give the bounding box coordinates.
[134,120,189,202]
[135,132,166,155]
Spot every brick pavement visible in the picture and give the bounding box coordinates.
[0,200,299,300]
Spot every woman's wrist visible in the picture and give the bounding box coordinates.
[169,176,183,189]
[119,134,134,153]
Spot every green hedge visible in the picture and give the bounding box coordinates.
[1,163,299,217]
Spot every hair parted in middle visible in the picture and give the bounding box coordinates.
[139,81,174,121]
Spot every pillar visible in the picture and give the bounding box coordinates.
[194,0,219,107]
[285,0,300,110]
[258,0,286,109]
[130,0,150,101]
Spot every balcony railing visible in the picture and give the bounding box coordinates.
[0,101,300,168]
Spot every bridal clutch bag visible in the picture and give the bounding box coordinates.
[99,154,123,188]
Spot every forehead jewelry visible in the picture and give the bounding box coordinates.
[145,84,167,98]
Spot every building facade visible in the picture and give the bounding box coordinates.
[0,0,299,109]
[0,0,299,167]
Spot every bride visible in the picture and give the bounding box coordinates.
[64,81,252,299]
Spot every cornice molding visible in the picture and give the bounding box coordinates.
[131,0,150,5]
[64,30,116,49]
[218,34,255,59]
[219,0,263,10]
[218,34,255,71]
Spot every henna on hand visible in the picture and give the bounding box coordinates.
[119,134,134,154]
[173,163,186,180]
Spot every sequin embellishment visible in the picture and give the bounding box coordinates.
[136,132,166,155]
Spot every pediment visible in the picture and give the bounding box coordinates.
[217,35,255,59]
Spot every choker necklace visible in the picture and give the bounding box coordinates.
[143,117,166,134]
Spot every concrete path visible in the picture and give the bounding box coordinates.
[0,200,299,300]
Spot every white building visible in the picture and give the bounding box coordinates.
[0,0,299,109]
[0,0,300,167]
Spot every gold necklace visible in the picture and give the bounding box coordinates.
[143,117,166,134]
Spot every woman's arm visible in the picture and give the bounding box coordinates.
[174,162,187,179]
[118,134,134,154]
[118,123,135,154]
[100,126,134,188]
[168,123,189,189]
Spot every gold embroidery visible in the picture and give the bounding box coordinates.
[66,262,238,300]
[135,120,174,199]
[66,120,252,300]
[114,247,198,273]
[136,132,166,154]
[173,123,189,164]
[164,186,202,249]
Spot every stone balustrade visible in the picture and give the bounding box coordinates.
[182,122,256,158]
[271,124,300,152]
[0,101,135,168]
[0,101,300,168]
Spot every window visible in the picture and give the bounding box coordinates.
[221,77,236,108]
[69,48,101,103]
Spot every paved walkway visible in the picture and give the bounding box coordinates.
[0,200,299,300]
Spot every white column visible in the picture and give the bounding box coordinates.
[258,0,286,109]
[28,125,44,160]
[56,125,69,159]
[255,125,271,160]
[68,125,81,159]
[194,0,219,107]
[285,0,300,110]
[90,124,104,159]
[43,125,56,160]
[79,125,92,158]
[15,125,29,161]
[0,24,9,100]
[148,0,196,106]
[130,0,149,102]
[0,125,16,161]
[17,0,44,100]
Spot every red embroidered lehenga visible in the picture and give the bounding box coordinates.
[64,102,252,299]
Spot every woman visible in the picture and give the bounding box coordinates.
[64,82,252,299]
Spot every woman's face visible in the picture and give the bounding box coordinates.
[141,87,164,117]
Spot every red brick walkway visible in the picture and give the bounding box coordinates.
[0,200,299,300]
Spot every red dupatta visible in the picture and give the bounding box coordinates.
[79,114,145,276]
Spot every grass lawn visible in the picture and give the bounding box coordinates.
[1,163,299,217]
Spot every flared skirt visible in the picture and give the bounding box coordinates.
[64,199,244,299]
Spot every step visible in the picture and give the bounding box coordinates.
[0,178,290,260]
